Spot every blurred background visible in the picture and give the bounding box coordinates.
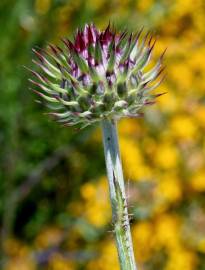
[0,0,205,269]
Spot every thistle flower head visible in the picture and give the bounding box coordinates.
[29,23,165,128]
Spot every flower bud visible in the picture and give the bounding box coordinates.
[29,23,165,128]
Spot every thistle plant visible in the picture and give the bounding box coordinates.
[28,23,165,270]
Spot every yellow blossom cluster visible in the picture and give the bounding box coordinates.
[80,177,111,227]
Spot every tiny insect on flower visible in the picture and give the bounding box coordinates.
[28,23,166,129]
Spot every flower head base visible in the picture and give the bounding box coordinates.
[29,23,165,129]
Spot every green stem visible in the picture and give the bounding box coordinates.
[101,119,137,270]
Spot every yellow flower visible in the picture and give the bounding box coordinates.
[142,138,157,157]
[173,0,201,17]
[155,214,181,249]
[80,182,96,200]
[157,87,179,113]
[49,253,74,270]
[86,240,118,270]
[194,105,205,128]
[169,63,193,91]
[190,170,205,192]
[197,238,205,253]
[120,138,151,180]
[84,204,110,227]
[192,11,205,37]
[165,248,196,270]
[118,118,140,137]
[170,115,197,140]
[155,143,179,169]
[132,222,155,262]
[80,177,111,227]
[136,0,153,12]
[188,46,205,72]
[156,173,182,203]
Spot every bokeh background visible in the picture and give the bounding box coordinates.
[1,0,205,269]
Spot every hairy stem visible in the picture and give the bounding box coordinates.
[101,119,137,270]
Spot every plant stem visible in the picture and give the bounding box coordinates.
[101,119,137,270]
